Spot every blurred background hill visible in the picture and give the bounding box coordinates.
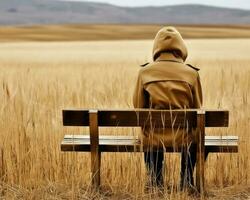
[0,0,250,25]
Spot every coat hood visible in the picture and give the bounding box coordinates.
[153,26,188,62]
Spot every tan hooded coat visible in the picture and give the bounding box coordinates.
[133,27,202,146]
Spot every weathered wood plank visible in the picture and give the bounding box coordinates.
[61,135,238,153]
[63,110,89,126]
[63,109,229,127]
[63,135,238,141]
[98,110,196,128]
[205,110,229,127]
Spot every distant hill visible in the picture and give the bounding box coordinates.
[0,0,250,25]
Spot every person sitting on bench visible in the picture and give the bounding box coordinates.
[133,26,204,189]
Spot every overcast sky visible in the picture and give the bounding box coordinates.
[60,0,250,10]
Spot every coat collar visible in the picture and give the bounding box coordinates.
[155,53,184,64]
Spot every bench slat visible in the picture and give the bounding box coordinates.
[98,110,196,128]
[61,135,238,153]
[63,109,229,127]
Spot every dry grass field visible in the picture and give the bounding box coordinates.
[0,37,250,199]
[0,24,250,42]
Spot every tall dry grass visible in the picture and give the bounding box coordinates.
[0,39,249,199]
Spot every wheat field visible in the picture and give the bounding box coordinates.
[1,25,250,42]
[0,39,250,199]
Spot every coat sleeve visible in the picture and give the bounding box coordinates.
[133,73,147,108]
[193,74,203,108]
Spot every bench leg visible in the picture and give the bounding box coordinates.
[91,151,101,189]
[89,110,101,190]
[196,111,205,194]
[196,142,205,194]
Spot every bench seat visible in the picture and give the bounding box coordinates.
[61,135,238,153]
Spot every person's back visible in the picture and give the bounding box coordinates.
[133,26,203,188]
[136,59,201,109]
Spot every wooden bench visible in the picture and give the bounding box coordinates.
[61,109,238,193]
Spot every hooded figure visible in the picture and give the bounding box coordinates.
[133,26,203,188]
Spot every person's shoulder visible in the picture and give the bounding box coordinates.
[140,62,150,67]
[139,62,153,74]
[186,64,200,72]
[185,64,201,82]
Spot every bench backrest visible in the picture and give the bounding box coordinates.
[63,109,229,155]
[63,109,229,128]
